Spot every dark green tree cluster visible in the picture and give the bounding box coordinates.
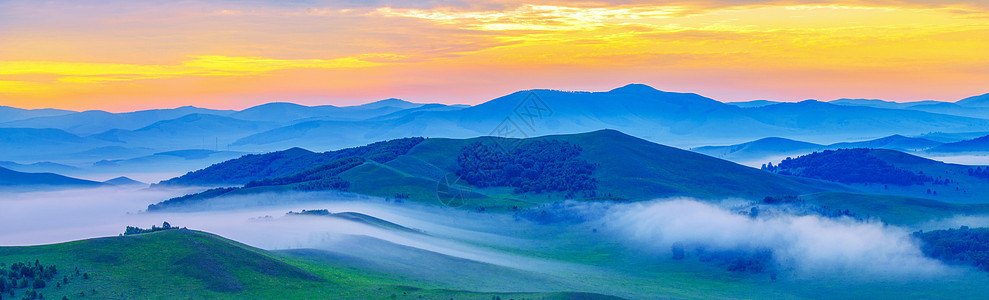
[968,167,989,180]
[245,157,363,188]
[157,147,318,186]
[760,195,801,204]
[148,138,427,210]
[294,177,350,192]
[287,209,331,216]
[695,247,775,273]
[759,195,862,221]
[326,137,425,164]
[914,226,989,271]
[671,242,686,260]
[456,140,597,197]
[762,148,931,185]
[124,222,179,235]
[151,157,359,210]
[0,260,58,298]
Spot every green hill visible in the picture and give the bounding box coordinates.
[0,229,620,299]
[765,148,989,203]
[796,192,989,225]
[151,130,841,211]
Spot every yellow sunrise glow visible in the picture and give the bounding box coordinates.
[0,1,986,111]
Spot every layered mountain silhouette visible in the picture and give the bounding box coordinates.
[693,134,945,163]
[3,84,989,165]
[0,166,103,189]
[149,130,844,211]
[0,106,235,135]
[0,106,74,123]
[928,135,989,153]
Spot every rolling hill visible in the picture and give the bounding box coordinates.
[4,85,989,163]
[230,98,428,122]
[0,106,74,123]
[764,148,989,203]
[88,114,279,150]
[691,134,944,166]
[103,176,147,186]
[231,85,989,151]
[0,166,104,188]
[827,98,941,109]
[742,100,989,140]
[0,106,236,135]
[150,130,841,211]
[927,135,989,153]
[0,229,606,299]
[826,134,942,152]
[0,160,81,174]
[725,100,781,108]
[691,137,823,162]
[955,93,989,107]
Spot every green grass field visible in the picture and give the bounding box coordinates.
[0,229,625,299]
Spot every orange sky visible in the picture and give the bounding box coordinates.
[1,0,987,112]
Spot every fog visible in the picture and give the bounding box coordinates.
[0,187,589,277]
[922,155,989,166]
[5,187,985,295]
[605,198,954,278]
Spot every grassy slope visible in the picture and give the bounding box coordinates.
[802,192,989,225]
[341,130,842,207]
[0,229,622,299]
[151,130,851,212]
[810,149,989,203]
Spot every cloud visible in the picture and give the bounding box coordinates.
[1,0,987,110]
[0,55,390,85]
[607,198,952,277]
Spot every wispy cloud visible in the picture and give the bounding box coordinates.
[1,0,987,110]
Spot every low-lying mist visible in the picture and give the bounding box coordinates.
[605,198,954,278]
[5,186,986,296]
[0,187,584,276]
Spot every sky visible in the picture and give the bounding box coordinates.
[1,0,987,112]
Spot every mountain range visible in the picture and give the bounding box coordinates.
[727,92,989,119]
[693,133,989,165]
[148,130,847,211]
[4,84,989,179]
[0,166,104,190]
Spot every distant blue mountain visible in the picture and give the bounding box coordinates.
[927,135,989,153]
[0,128,99,160]
[230,102,342,122]
[827,95,989,118]
[826,134,942,152]
[693,134,945,164]
[4,84,989,159]
[917,131,989,143]
[828,98,942,109]
[725,100,781,108]
[692,137,823,161]
[742,100,988,138]
[229,99,428,122]
[956,93,989,107]
[69,146,156,161]
[0,106,235,135]
[89,114,279,150]
[228,85,989,151]
[103,176,147,186]
[0,166,103,188]
[0,161,81,174]
[0,106,75,123]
